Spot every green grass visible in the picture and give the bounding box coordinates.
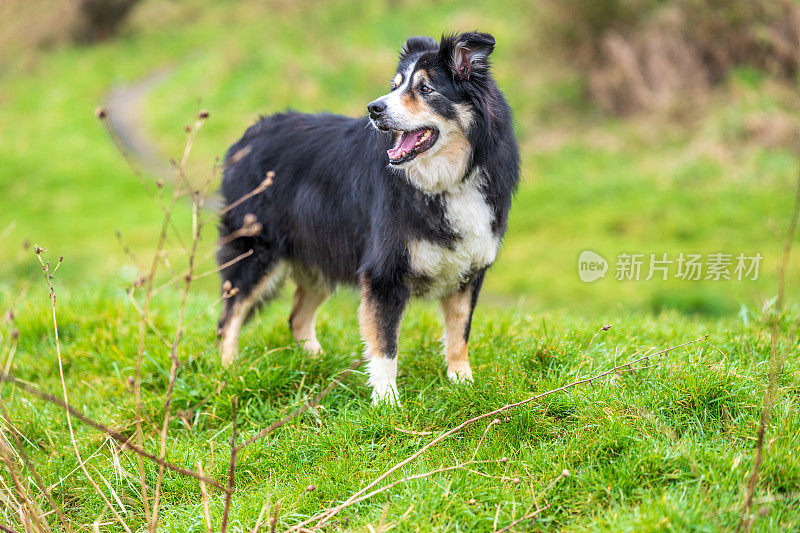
[2,0,800,530]
[2,278,799,531]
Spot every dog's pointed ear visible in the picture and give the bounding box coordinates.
[402,36,438,56]
[444,32,495,80]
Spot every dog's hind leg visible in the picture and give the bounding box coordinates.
[439,270,486,383]
[217,249,288,367]
[289,268,330,354]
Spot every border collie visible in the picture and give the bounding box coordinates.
[216,32,519,403]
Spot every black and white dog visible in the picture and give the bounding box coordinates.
[217,32,519,403]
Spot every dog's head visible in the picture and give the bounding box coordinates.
[368,32,496,192]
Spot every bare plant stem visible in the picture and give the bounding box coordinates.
[736,171,800,532]
[251,494,272,533]
[292,334,708,531]
[217,171,273,217]
[130,168,181,529]
[334,458,508,512]
[270,502,281,533]
[198,462,212,533]
[0,373,226,492]
[141,117,208,533]
[35,252,132,533]
[574,324,611,379]
[221,399,239,533]
[0,403,73,533]
[493,505,549,533]
[0,437,49,533]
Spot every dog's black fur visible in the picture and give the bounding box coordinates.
[217,32,519,402]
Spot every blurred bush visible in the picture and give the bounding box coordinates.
[542,0,800,115]
[0,0,141,65]
[73,0,143,43]
[0,0,77,59]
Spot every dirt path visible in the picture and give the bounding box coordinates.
[105,67,222,210]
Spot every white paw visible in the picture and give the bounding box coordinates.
[301,338,323,355]
[220,339,238,368]
[371,384,401,406]
[367,356,400,406]
[447,361,473,383]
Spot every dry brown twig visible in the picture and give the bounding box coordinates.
[96,107,188,243]
[0,110,280,533]
[150,114,211,532]
[0,522,21,533]
[250,493,272,533]
[0,436,49,533]
[0,110,282,532]
[573,323,612,381]
[270,502,281,533]
[294,418,515,525]
[0,371,226,493]
[492,468,570,532]
[335,457,511,514]
[736,170,800,532]
[218,171,274,217]
[221,398,239,533]
[35,249,132,533]
[0,403,73,533]
[289,334,708,531]
[198,461,213,533]
[493,505,550,533]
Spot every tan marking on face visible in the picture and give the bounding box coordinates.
[453,102,476,132]
[385,65,476,193]
[405,127,472,192]
[400,91,423,114]
[393,73,402,88]
[435,129,471,164]
[413,70,431,86]
[396,70,437,119]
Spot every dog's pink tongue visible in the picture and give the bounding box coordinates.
[387,131,421,160]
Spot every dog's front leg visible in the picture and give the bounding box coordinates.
[440,270,485,383]
[358,275,408,405]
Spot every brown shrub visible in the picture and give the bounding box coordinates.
[544,0,800,115]
[0,0,79,59]
[72,0,143,43]
[0,0,142,65]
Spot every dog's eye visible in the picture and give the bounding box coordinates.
[419,84,433,94]
[390,82,398,91]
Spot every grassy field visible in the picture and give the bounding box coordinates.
[1,0,800,530]
[3,274,799,531]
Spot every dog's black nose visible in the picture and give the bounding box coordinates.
[367,100,386,118]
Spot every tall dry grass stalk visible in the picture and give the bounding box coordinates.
[735,170,800,532]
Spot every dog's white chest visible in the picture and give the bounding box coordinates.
[408,171,499,297]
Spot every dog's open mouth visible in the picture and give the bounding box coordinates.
[387,128,439,164]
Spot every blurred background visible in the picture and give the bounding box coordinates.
[1,0,799,317]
